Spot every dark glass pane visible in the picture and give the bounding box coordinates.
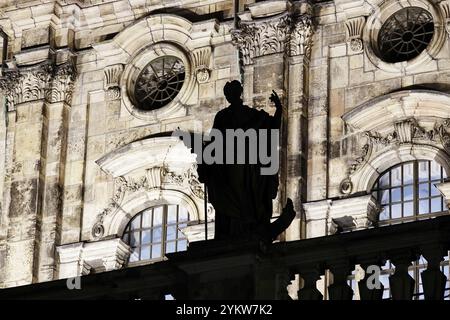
[134,56,185,111]
[378,7,434,63]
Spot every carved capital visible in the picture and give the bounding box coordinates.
[47,62,77,104]
[231,10,313,65]
[288,13,314,57]
[104,64,123,100]
[0,61,77,109]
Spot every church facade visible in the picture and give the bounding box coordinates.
[0,0,450,300]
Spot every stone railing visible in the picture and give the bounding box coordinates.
[1,215,450,300]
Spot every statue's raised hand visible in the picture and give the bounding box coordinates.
[269,90,282,109]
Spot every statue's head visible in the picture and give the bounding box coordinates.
[224,80,243,105]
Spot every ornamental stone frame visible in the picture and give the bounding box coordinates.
[56,238,132,279]
[88,136,207,243]
[92,14,215,123]
[363,0,447,74]
[300,90,450,243]
[340,90,450,195]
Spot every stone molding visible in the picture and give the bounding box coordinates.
[93,14,217,122]
[303,195,380,238]
[436,181,450,211]
[362,0,446,74]
[345,17,365,53]
[340,90,450,194]
[103,64,124,101]
[56,238,131,279]
[92,136,206,240]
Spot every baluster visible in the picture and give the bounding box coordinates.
[328,259,353,300]
[389,251,416,300]
[297,264,324,300]
[358,258,385,300]
[421,245,447,300]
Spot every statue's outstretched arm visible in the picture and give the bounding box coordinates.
[269,90,282,129]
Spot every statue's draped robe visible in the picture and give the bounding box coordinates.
[199,104,280,240]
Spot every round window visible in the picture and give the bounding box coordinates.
[134,56,185,111]
[377,7,434,63]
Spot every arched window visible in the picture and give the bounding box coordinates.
[350,160,450,300]
[122,204,189,263]
[372,160,448,225]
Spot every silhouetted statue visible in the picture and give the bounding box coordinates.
[197,80,296,242]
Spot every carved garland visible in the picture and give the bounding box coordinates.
[92,165,204,239]
[231,12,313,65]
[340,118,450,194]
[0,61,77,110]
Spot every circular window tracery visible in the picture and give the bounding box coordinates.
[134,56,185,111]
[378,7,434,63]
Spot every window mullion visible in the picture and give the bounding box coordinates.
[162,205,168,257]
[413,161,418,219]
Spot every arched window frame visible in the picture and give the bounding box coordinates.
[372,160,448,226]
[122,204,189,265]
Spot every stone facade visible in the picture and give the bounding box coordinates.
[0,0,450,299]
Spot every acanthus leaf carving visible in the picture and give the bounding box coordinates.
[288,13,314,57]
[93,165,204,239]
[341,118,450,195]
[0,60,77,109]
[231,10,313,65]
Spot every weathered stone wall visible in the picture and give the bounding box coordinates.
[0,0,248,287]
[0,0,449,293]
